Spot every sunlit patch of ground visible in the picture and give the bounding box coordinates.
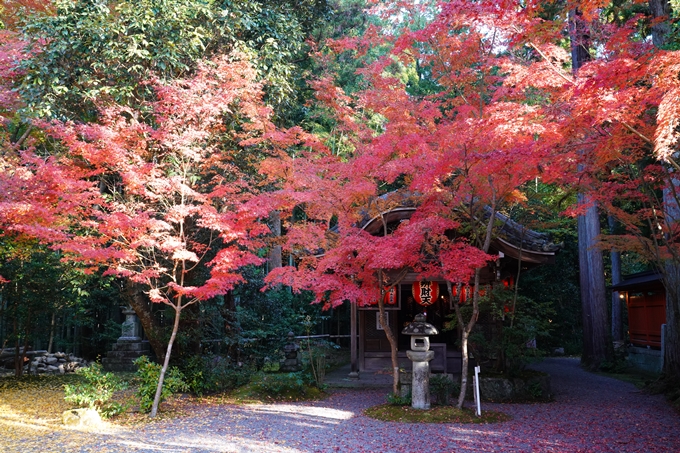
[0,375,131,452]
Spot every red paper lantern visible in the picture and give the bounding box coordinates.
[412,281,439,306]
[383,286,397,305]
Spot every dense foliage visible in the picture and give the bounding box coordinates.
[3,0,680,414]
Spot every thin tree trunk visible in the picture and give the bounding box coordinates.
[13,321,20,378]
[510,227,525,329]
[18,306,32,377]
[48,312,56,354]
[452,187,497,410]
[150,302,182,418]
[377,269,406,396]
[268,211,283,271]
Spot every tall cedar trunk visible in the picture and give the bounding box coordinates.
[571,9,611,369]
[648,0,680,378]
[608,216,623,342]
[150,302,182,417]
[662,170,680,377]
[124,280,166,360]
[664,266,680,377]
[578,197,611,368]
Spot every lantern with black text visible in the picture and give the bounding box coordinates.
[412,281,439,306]
[383,286,397,305]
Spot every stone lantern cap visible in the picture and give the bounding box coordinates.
[401,313,438,336]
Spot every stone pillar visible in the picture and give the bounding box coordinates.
[280,332,302,372]
[102,306,150,372]
[407,349,435,409]
[402,313,438,410]
[120,307,141,340]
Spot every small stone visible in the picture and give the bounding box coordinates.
[62,408,102,429]
[46,357,58,365]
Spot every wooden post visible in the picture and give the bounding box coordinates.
[349,301,358,379]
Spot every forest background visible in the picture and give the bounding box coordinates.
[1,0,680,414]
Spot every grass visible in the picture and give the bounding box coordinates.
[228,382,326,404]
[596,366,660,389]
[364,403,511,424]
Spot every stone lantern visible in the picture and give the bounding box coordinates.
[279,332,302,372]
[402,312,438,409]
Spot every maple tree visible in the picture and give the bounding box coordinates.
[515,0,680,378]
[1,53,282,415]
[263,0,567,404]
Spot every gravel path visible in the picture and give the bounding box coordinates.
[3,358,679,452]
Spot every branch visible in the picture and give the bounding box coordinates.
[12,125,33,150]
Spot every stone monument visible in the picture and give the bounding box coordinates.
[402,313,438,410]
[102,306,150,371]
[279,331,302,372]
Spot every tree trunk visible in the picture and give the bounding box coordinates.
[649,0,680,379]
[458,327,470,408]
[663,265,680,377]
[150,302,182,418]
[123,280,166,360]
[268,211,283,271]
[608,216,623,342]
[649,0,672,48]
[377,271,400,396]
[571,9,612,369]
[578,198,611,368]
[48,312,56,354]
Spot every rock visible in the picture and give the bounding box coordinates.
[58,364,65,375]
[553,347,565,356]
[62,408,102,429]
[47,365,59,373]
[46,357,58,365]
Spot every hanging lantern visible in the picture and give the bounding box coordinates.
[502,276,515,288]
[383,286,397,305]
[412,281,439,306]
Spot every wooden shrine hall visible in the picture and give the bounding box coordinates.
[347,206,561,374]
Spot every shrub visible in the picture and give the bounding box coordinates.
[386,392,411,406]
[181,355,253,396]
[134,356,187,413]
[63,362,128,418]
[249,371,312,399]
[430,374,459,406]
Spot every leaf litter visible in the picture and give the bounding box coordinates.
[0,358,679,452]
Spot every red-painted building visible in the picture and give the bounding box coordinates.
[612,271,666,349]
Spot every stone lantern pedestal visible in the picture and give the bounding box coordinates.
[402,313,438,410]
[279,332,302,372]
[102,307,150,372]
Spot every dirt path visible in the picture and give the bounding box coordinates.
[2,357,678,452]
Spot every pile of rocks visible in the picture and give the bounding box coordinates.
[27,352,90,375]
